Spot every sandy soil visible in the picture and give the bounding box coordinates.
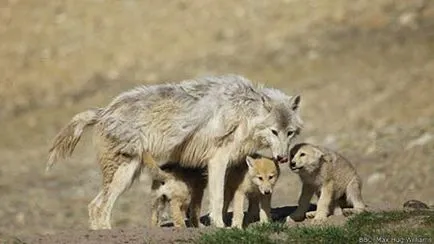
[0,0,433,243]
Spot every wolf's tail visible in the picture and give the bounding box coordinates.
[46,108,102,172]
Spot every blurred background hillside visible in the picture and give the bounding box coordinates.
[0,0,433,236]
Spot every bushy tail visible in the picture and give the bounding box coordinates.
[46,108,102,172]
[141,150,173,182]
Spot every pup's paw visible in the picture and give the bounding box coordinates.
[312,213,327,224]
[305,211,316,219]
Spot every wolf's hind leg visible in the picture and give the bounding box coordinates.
[88,190,104,230]
[89,156,140,229]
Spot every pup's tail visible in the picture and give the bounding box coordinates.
[46,108,102,172]
[141,150,173,182]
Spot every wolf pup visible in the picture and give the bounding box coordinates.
[223,155,280,228]
[147,152,207,228]
[288,143,366,222]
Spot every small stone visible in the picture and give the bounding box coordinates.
[403,200,429,210]
[399,12,418,29]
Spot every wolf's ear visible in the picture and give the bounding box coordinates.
[289,95,301,112]
[246,156,255,168]
[261,95,273,112]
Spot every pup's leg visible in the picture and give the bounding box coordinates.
[231,190,245,228]
[311,182,334,222]
[289,184,315,222]
[344,177,366,216]
[207,149,230,228]
[151,196,164,227]
[259,194,272,224]
[171,198,187,228]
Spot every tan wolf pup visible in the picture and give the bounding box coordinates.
[147,151,207,228]
[288,143,366,222]
[223,155,280,228]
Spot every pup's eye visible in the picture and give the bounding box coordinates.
[271,129,278,136]
[287,131,294,137]
[258,176,263,181]
[268,175,274,180]
[300,153,306,157]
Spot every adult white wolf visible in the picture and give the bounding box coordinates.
[47,74,302,229]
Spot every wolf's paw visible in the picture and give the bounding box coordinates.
[287,213,305,222]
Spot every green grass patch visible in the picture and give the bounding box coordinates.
[196,210,434,244]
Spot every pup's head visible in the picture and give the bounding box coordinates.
[246,155,280,195]
[288,143,332,173]
[253,90,302,164]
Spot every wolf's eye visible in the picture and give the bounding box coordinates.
[287,131,294,137]
[271,129,278,136]
[300,153,306,157]
[258,176,263,181]
[268,175,274,180]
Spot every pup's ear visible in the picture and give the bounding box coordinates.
[261,94,273,112]
[320,152,333,163]
[289,95,301,112]
[246,156,255,168]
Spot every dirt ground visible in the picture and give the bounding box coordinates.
[1,0,434,243]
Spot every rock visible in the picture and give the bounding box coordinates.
[406,132,433,150]
[399,12,418,29]
[403,199,429,210]
[367,172,386,185]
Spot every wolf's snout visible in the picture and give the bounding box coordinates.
[289,161,296,168]
[263,189,271,195]
[276,155,288,163]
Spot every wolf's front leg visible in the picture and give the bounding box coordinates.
[246,196,260,225]
[259,194,272,224]
[231,190,245,228]
[207,150,230,228]
[313,182,334,222]
[289,184,315,222]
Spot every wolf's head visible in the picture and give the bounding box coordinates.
[252,89,302,164]
[246,155,280,195]
[289,143,332,173]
